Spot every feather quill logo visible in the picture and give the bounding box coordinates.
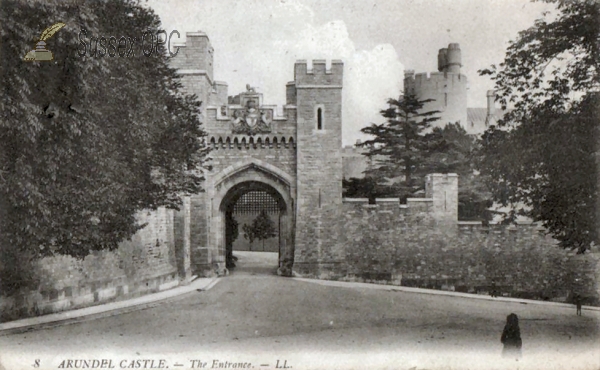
[23,22,66,61]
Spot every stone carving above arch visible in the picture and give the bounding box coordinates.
[230,99,272,135]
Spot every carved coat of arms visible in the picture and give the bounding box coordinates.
[231,99,272,135]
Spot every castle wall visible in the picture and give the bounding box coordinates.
[189,192,211,276]
[317,199,600,305]
[1,208,181,322]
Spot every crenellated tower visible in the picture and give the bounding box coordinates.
[404,43,468,128]
[170,31,229,112]
[292,59,345,275]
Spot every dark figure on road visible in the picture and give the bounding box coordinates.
[574,294,582,316]
[501,313,522,359]
[490,280,498,298]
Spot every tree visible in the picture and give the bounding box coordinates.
[0,0,210,293]
[358,93,442,198]
[357,96,492,219]
[477,0,600,253]
[242,210,277,251]
[360,94,446,198]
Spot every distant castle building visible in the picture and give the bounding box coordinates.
[404,43,468,130]
[342,43,504,180]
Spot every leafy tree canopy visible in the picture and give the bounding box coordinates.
[242,210,277,251]
[0,0,210,262]
[477,0,599,252]
[356,94,492,219]
[358,93,442,194]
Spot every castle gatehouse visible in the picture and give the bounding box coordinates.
[2,32,596,321]
[169,31,346,277]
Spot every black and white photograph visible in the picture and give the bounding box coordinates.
[0,0,599,369]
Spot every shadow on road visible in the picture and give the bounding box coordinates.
[229,251,279,276]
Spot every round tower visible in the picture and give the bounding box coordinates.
[404,43,468,127]
[437,48,447,72]
[445,43,462,74]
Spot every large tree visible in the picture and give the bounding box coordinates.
[477,0,600,253]
[356,96,491,219]
[358,94,442,198]
[0,0,210,288]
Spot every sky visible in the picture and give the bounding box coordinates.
[145,0,554,145]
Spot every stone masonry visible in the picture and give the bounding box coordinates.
[1,208,181,322]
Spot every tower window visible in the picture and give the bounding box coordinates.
[314,104,325,131]
[317,108,323,130]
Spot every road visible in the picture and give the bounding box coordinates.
[1,252,598,370]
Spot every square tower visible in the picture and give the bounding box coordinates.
[169,31,215,107]
[293,59,344,275]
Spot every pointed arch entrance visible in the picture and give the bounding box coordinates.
[209,159,295,276]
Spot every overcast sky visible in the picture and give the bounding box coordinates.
[146,0,554,145]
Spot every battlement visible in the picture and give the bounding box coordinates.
[294,59,343,86]
[405,72,467,85]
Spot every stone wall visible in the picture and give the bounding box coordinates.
[209,146,296,180]
[0,208,181,322]
[326,199,600,305]
[294,60,345,275]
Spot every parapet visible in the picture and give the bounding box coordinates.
[405,72,467,83]
[404,72,468,95]
[179,31,212,51]
[294,59,343,86]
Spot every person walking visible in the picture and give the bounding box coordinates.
[574,294,583,316]
[501,313,522,359]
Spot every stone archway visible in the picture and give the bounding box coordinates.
[208,159,295,276]
[221,182,286,271]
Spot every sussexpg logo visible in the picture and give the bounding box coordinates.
[77,29,181,58]
[23,22,66,61]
